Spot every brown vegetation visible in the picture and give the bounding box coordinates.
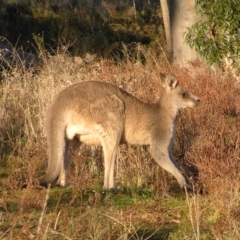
[1,47,240,239]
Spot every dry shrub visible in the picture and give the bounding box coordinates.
[169,64,240,237]
[2,50,240,194]
[1,47,240,238]
[174,66,240,194]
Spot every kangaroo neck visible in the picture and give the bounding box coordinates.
[156,95,178,121]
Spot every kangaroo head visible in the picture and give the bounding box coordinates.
[160,73,200,109]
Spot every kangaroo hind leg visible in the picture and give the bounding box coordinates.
[56,138,71,186]
[96,115,123,189]
[57,130,81,187]
[90,93,125,189]
[101,130,122,190]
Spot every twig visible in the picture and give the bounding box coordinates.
[36,184,51,238]
[185,187,200,240]
[156,40,172,72]
[54,211,61,231]
[48,229,73,240]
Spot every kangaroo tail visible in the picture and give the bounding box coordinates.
[38,165,62,186]
[39,109,67,186]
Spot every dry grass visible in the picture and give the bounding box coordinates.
[1,47,240,239]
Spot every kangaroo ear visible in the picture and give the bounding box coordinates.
[164,74,178,90]
[160,73,167,87]
[160,73,178,90]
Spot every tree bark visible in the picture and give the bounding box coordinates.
[169,0,199,65]
[159,0,172,56]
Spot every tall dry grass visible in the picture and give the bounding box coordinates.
[1,46,240,239]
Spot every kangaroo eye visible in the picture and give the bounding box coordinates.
[182,92,188,97]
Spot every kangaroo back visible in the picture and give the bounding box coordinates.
[39,74,200,190]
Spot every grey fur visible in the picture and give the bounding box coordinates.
[39,74,200,189]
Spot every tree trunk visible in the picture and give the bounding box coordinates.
[169,0,199,65]
[159,0,172,56]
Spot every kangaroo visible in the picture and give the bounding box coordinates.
[39,74,200,190]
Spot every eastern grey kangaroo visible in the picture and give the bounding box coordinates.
[39,74,200,190]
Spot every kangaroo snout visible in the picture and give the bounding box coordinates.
[192,97,200,108]
[196,98,200,106]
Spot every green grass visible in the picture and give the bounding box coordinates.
[0,183,197,239]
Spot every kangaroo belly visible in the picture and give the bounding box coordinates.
[78,134,101,145]
[66,124,102,146]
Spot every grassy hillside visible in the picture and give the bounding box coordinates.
[1,47,240,239]
[0,0,165,58]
